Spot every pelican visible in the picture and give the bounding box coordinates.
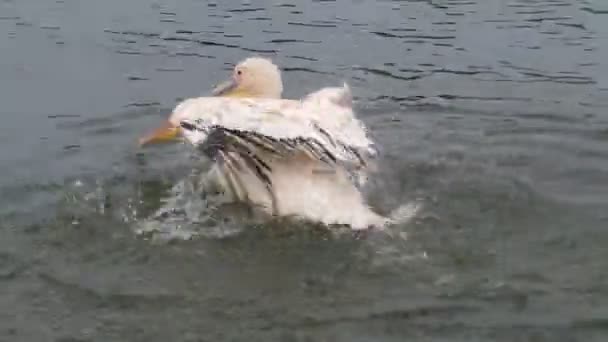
[139,57,418,230]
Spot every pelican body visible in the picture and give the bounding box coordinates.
[140,57,394,230]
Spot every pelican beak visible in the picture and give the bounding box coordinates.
[211,78,246,97]
[138,120,182,147]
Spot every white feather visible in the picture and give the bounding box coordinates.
[174,85,375,172]
[164,84,398,230]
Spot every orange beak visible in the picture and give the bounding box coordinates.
[138,120,182,147]
[211,78,238,96]
[211,78,251,98]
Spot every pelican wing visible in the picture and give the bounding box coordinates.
[172,85,377,193]
[300,83,377,160]
[175,94,374,168]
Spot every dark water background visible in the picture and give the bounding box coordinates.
[1,0,607,341]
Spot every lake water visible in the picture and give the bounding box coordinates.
[1,0,607,341]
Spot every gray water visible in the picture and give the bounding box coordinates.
[1,0,608,341]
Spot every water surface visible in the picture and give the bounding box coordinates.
[1,0,607,341]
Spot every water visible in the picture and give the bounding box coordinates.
[1,0,607,340]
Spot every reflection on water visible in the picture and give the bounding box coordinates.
[1,0,607,341]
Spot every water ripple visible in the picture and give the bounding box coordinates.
[288,21,338,28]
[227,7,265,13]
[2,0,606,340]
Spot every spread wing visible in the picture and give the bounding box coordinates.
[174,86,376,192]
[176,95,375,168]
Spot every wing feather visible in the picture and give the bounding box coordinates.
[174,85,377,189]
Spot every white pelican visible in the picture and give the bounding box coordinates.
[139,57,418,230]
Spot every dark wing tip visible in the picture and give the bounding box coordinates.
[180,121,198,131]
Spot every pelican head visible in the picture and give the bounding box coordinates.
[139,56,283,146]
[212,57,283,99]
